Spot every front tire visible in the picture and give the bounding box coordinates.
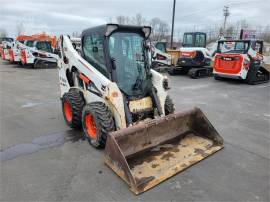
[62,90,84,129]
[82,102,115,148]
[165,95,175,115]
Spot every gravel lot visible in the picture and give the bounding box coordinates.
[0,60,269,201]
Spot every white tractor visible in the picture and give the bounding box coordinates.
[20,40,58,68]
[57,24,223,194]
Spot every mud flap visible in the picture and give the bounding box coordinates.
[104,108,223,194]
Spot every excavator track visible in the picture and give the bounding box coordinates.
[188,67,213,79]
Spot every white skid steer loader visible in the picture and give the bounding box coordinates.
[57,24,223,194]
[20,40,58,68]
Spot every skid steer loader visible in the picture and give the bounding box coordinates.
[0,37,13,59]
[57,24,223,194]
[20,40,58,68]
[150,41,172,71]
[213,39,269,84]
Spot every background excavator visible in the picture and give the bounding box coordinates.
[57,24,223,194]
[168,32,215,78]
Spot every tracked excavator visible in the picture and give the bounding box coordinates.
[168,32,216,78]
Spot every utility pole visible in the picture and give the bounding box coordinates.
[223,6,230,33]
[170,0,176,49]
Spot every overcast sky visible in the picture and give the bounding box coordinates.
[0,0,269,37]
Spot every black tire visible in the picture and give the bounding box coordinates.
[82,102,115,148]
[151,61,159,69]
[165,95,175,115]
[168,68,176,75]
[214,74,221,80]
[62,89,84,129]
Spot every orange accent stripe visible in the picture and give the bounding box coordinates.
[79,73,91,84]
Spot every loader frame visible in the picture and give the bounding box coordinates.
[57,24,224,195]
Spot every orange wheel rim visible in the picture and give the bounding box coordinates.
[85,114,97,139]
[63,101,72,122]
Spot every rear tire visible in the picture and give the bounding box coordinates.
[62,89,84,129]
[165,96,175,115]
[82,102,115,148]
[168,67,177,75]
[214,74,221,80]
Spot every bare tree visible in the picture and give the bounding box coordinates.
[16,22,25,35]
[150,17,169,41]
[72,31,81,37]
[0,29,7,38]
[240,19,249,29]
[131,14,146,26]
[225,25,234,37]
[116,15,130,25]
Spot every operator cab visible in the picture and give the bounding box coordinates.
[34,41,53,53]
[216,40,263,54]
[182,32,206,48]
[155,42,167,52]
[81,24,152,99]
[25,40,35,47]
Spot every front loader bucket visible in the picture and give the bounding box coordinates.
[104,108,223,194]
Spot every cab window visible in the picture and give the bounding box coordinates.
[155,42,166,52]
[36,41,53,53]
[83,34,108,77]
[195,34,206,47]
[183,34,193,46]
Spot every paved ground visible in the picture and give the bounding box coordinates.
[0,60,269,201]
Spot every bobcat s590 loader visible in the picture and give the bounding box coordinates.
[57,24,223,194]
[213,39,269,84]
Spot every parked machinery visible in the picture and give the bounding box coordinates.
[168,32,216,78]
[0,37,14,60]
[18,34,58,68]
[213,39,269,84]
[151,41,172,71]
[20,40,58,68]
[8,35,35,63]
[57,24,223,194]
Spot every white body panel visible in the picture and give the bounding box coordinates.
[20,42,58,65]
[180,47,211,59]
[151,45,172,66]
[58,36,168,130]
